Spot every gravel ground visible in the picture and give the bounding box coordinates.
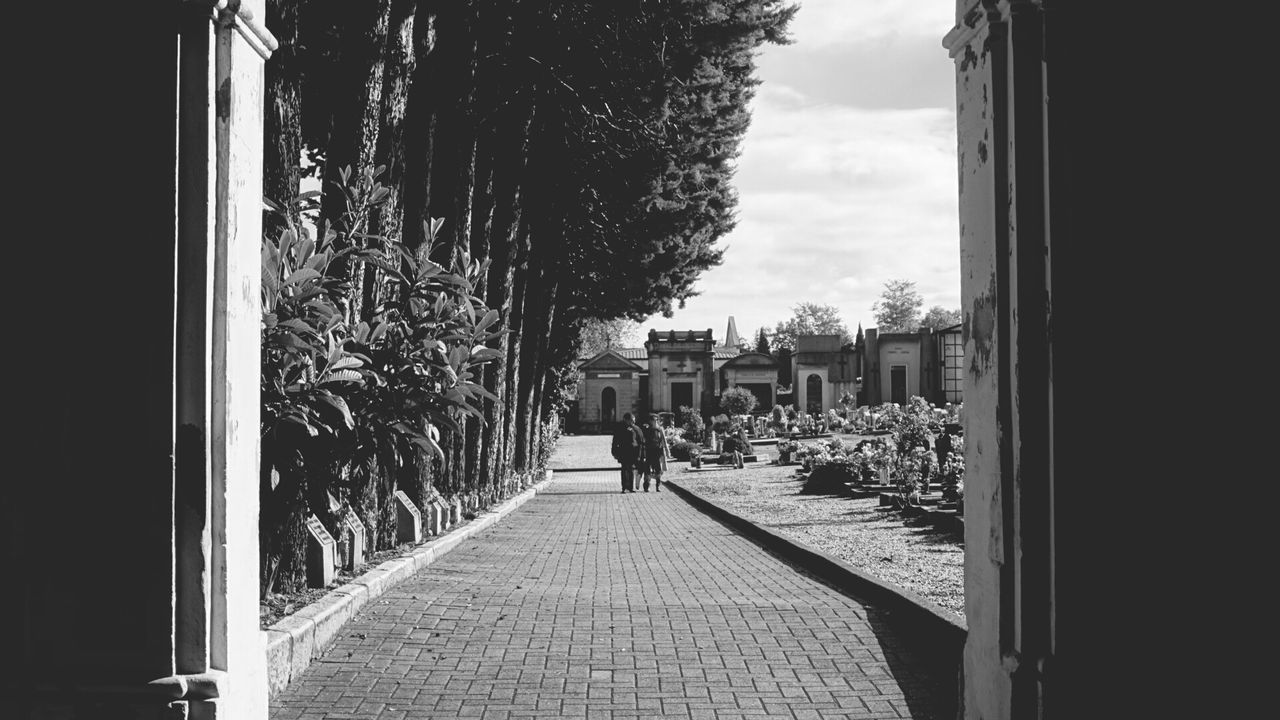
[549,433,619,469]
[550,433,965,622]
[671,460,965,622]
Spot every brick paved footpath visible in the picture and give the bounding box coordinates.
[270,472,953,719]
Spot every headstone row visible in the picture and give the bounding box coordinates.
[306,490,470,589]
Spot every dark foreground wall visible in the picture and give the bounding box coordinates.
[945,1,1267,718]
[6,4,270,718]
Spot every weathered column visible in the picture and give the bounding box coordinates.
[945,1,1052,717]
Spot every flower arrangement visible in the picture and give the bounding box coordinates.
[940,432,965,501]
[848,439,894,484]
[795,437,858,471]
[898,445,939,504]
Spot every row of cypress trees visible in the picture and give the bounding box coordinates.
[259,0,797,595]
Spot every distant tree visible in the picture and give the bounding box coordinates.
[578,317,642,357]
[772,302,853,350]
[920,306,962,331]
[755,327,771,354]
[720,386,759,416]
[871,280,924,333]
[776,346,793,388]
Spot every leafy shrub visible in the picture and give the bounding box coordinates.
[669,438,699,461]
[720,386,759,416]
[678,405,705,444]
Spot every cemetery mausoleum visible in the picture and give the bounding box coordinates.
[571,319,963,432]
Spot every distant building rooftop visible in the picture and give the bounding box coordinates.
[577,347,647,363]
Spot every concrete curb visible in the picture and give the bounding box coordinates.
[663,477,967,650]
[264,470,558,697]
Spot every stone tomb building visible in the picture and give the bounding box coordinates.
[574,324,750,433]
[861,325,963,407]
[791,335,859,415]
[576,348,647,432]
[646,329,717,419]
[718,352,779,412]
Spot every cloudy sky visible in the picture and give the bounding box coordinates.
[642,0,960,344]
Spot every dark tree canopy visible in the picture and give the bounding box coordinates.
[755,327,771,354]
[257,0,797,593]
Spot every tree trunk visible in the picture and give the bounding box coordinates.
[264,0,302,239]
[500,228,530,477]
[363,0,421,322]
[480,100,535,495]
[319,0,392,324]
[400,9,438,253]
[260,445,308,596]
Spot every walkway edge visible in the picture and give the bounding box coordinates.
[264,470,557,697]
[663,478,967,646]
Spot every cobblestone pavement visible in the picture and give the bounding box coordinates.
[270,471,954,719]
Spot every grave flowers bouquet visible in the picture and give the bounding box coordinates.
[898,446,939,505]
[940,433,966,501]
[849,440,893,484]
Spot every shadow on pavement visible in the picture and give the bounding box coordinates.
[866,605,962,720]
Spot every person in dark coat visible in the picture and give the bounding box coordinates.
[611,412,645,493]
[719,423,748,468]
[640,414,670,492]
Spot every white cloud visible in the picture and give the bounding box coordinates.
[784,0,956,48]
[647,73,961,338]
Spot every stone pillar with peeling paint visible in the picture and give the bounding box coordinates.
[946,0,1055,717]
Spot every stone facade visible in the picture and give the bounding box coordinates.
[717,352,779,411]
[792,335,858,414]
[646,330,716,417]
[576,350,646,433]
[861,327,955,408]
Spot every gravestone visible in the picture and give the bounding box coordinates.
[394,490,423,545]
[338,509,366,571]
[305,514,336,588]
[878,466,891,485]
[449,497,463,525]
[426,497,447,535]
[325,491,349,570]
[325,491,366,571]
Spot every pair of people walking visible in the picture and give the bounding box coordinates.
[610,413,670,493]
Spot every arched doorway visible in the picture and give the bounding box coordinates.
[601,386,617,427]
[805,374,823,415]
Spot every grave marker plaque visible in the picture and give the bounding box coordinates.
[394,490,423,545]
[305,514,336,588]
[428,498,448,535]
[340,510,366,571]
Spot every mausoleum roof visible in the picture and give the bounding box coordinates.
[578,348,645,371]
[720,351,778,368]
[576,347,646,363]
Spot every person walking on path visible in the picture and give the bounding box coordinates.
[640,413,670,492]
[611,412,645,493]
